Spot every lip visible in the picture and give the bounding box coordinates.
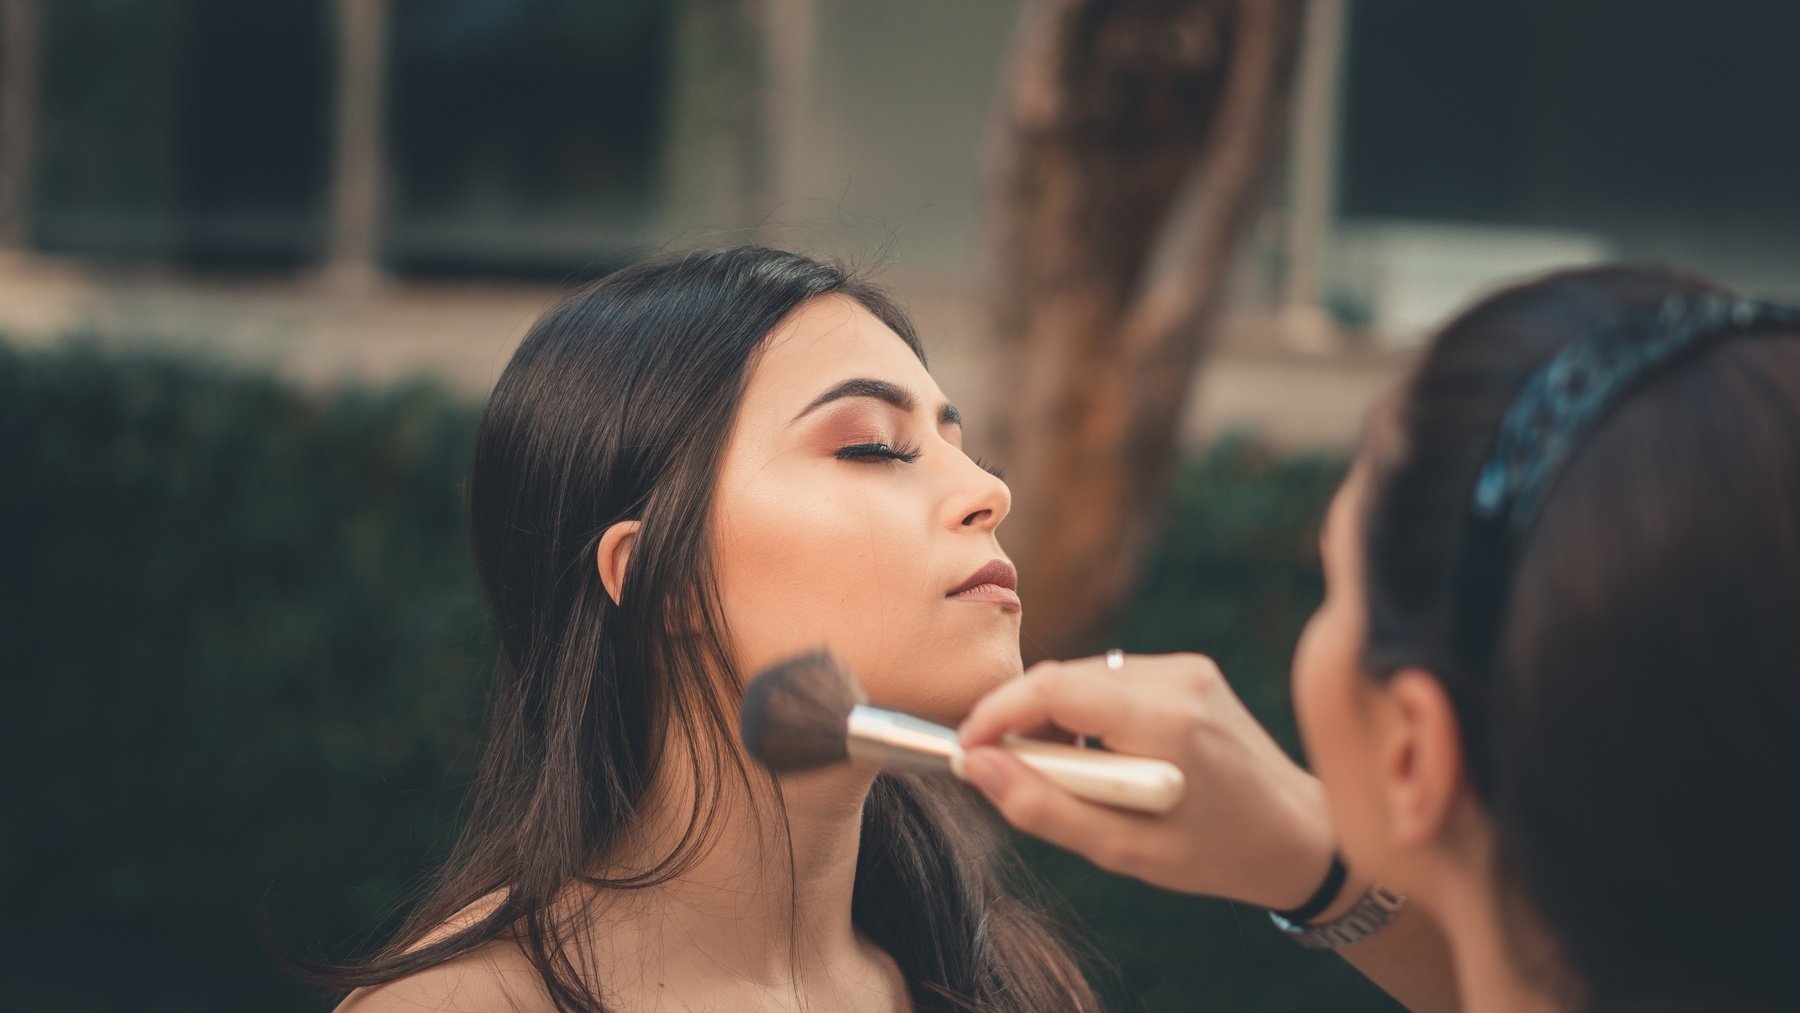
[947,559,1021,609]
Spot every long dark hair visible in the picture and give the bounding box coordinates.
[1358,266,1800,1010]
[300,246,1095,1011]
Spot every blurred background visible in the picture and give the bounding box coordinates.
[2,1,1796,1010]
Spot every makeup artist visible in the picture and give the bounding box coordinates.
[959,267,1800,1013]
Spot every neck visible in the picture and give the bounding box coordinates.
[594,749,882,988]
[1426,860,1569,1013]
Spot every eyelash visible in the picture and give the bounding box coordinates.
[836,441,922,464]
[834,442,1008,480]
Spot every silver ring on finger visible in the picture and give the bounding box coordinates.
[1105,648,1125,672]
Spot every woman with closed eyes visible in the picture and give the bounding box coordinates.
[307,246,1098,1012]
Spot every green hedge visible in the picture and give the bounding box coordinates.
[0,339,491,1011]
[0,338,1394,1011]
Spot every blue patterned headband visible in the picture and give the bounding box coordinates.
[1447,291,1800,674]
[1471,292,1800,535]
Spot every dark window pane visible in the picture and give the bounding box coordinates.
[35,0,329,267]
[386,0,673,278]
[178,0,331,265]
[1339,2,1537,223]
[1340,0,1800,275]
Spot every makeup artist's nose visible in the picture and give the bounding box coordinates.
[950,457,1012,532]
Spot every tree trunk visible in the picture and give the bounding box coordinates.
[0,0,42,251]
[984,0,1305,660]
[325,0,390,289]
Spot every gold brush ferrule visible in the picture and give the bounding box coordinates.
[845,704,962,774]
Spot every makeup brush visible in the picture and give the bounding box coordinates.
[740,650,1185,815]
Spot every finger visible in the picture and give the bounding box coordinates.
[956,668,1065,746]
[1007,719,1082,744]
[960,747,1154,868]
[958,662,1149,746]
[1049,653,1134,679]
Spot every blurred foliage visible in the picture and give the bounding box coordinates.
[1116,437,1346,754]
[0,338,492,1011]
[0,339,1391,1011]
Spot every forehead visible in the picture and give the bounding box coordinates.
[1361,385,1408,472]
[1323,452,1386,604]
[743,295,939,409]
[1328,461,1368,539]
[1326,385,1402,548]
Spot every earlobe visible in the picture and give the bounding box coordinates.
[1380,668,1467,847]
[596,520,641,606]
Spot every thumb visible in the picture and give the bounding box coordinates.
[960,746,1016,800]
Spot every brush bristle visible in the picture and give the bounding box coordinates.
[740,650,867,772]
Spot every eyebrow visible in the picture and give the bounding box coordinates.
[790,377,962,427]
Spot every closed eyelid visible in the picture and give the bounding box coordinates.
[797,400,906,445]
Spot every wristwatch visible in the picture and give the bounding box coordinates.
[1268,885,1407,949]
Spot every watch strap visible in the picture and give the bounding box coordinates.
[1268,884,1406,949]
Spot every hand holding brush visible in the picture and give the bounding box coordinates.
[739,650,1186,815]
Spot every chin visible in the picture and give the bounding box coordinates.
[885,638,1022,726]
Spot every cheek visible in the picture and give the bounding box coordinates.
[711,469,936,686]
[1292,600,1378,846]
[709,464,1022,726]
[1291,605,1340,768]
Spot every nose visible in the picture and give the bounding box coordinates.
[947,452,1012,532]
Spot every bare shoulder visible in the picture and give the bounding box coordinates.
[335,893,553,1013]
[333,945,550,1013]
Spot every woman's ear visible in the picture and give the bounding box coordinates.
[1375,667,1469,847]
[596,520,641,606]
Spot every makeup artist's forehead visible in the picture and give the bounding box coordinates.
[744,296,941,414]
[1360,385,1408,472]
[1323,460,1368,580]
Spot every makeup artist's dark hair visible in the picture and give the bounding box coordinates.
[1358,266,1800,1011]
[300,246,1095,1011]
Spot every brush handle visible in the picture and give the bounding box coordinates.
[954,735,1186,815]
